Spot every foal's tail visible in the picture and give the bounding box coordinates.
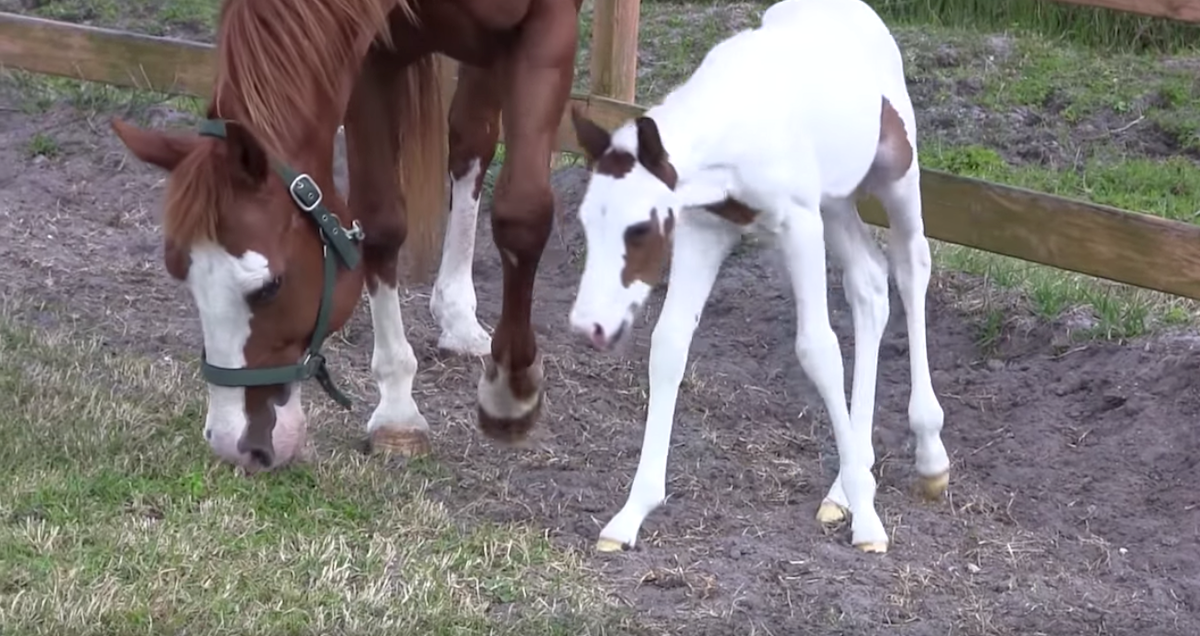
[395,52,449,284]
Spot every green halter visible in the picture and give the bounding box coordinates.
[196,118,363,408]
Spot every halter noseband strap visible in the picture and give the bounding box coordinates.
[195,118,363,409]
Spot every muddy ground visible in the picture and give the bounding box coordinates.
[3,35,1200,636]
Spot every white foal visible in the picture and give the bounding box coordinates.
[568,0,949,554]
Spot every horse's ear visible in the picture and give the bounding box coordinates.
[110,118,195,171]
[571,106,611,164]
[635,116,667,167]
[223,122,270,186]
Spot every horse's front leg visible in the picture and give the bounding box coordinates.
[475,0,579,442]
[430,63,504,357]
[343,49,430,456]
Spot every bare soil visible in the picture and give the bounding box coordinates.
[3,55,1200,636]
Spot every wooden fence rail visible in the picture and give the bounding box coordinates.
[4,3,1200,300]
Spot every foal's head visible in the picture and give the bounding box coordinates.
[568,110,680,351]
[112,119,361,472]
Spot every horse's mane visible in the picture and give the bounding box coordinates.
[165,0,413,247]
[212,0,408,157]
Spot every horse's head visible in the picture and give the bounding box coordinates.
[112,118,364,473]
[568,110,680,352]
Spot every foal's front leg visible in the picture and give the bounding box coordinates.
[598,217,740,552]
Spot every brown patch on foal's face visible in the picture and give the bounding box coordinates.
[620,207,676,287]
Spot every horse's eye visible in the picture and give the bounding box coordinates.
[248,276,283,304]
[624,222,654,243]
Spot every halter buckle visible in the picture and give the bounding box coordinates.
[300,351,325,378]
[289,173,323,212]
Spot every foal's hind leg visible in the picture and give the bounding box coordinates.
[875,168,949,497]
[777,198,888,552]
[430,63,504,357]
[814,197,890,526]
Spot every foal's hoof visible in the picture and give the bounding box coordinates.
[816,500,848,524]
[854,541,889,554]
[918,471,950,500]
[369,427,432,458]
[595,537,629,553]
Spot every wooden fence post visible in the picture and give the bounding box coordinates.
[589,0,641,102]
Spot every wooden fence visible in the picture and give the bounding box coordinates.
[3,1,1200,298]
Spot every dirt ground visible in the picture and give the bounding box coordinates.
[3,49,1200,636]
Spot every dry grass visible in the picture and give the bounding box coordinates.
[0,299,630,635]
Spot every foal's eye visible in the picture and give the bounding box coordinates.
[624,222,654,243]
[248,276,283,304]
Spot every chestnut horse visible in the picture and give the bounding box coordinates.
[111,0,581,472]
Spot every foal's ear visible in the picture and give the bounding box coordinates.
[571,106,611,164]
[110,118,196,171]
[634,116,668,167]
[223,122,270,187]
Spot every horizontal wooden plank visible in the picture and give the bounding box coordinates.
[858,173,1200,300]
[0,12,215,95]
[1051,0,1200,22]
[0,11,634,155]
[5,12,1200,299]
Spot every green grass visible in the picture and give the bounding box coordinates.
[643,0,1200,53]
[0,310,630,634]
[865,0,1200,53]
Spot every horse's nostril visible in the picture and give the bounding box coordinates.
[249,448,273,469]
[592,324,605,340]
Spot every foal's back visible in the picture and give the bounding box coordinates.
[679,0,910,198]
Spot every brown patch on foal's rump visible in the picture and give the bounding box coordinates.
[620,207,675,287]
[874,96,913,181]
[703,197,758,225]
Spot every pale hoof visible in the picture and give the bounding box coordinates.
[437,329,492,357]
[816,500,848,524]
[369,427,432,457]
[595,537,628,553]
[918,471,950,500]
[855,541,889,554]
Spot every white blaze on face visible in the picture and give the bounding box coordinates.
[568,169,666,348]
[186,244,305,467]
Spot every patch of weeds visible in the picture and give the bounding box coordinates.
[974,307,1005,356]
[25,133,60,159]
[21,0,123,25]
[3,71,174,119]
[974,38,1163,118]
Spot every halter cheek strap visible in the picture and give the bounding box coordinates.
[195,118,364,409]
